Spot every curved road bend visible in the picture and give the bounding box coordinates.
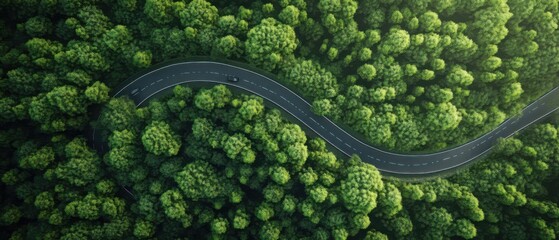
[93,61,559,176]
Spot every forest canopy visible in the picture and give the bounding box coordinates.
[1,0,559,239]
[1,0,558,150]
[3,84,559,239]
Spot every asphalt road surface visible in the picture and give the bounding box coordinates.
[92,60,559,176]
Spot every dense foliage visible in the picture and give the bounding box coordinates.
[1,0,559,239]
[3,85,559,239]
[2,0,558,151]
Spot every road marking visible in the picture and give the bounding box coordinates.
[141,87,147,92]
[329,132,335,136]
[156,79,163,83]
[150,82,155,86]
[453,155,458,158]
[243,79,249,83]
[270,90,276,94]
[280,96,287,101]
[532,106,539,111]
[336,137,342,142]
[344,143,352,148]
[481,140,486,144]
[310,117,319,124]
[488,136,493,139]
[262,86,269,91]
[541,102,546,106]
[443,157,450,161]
[461,151,464,154]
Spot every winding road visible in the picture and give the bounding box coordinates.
[92,60,559,176]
